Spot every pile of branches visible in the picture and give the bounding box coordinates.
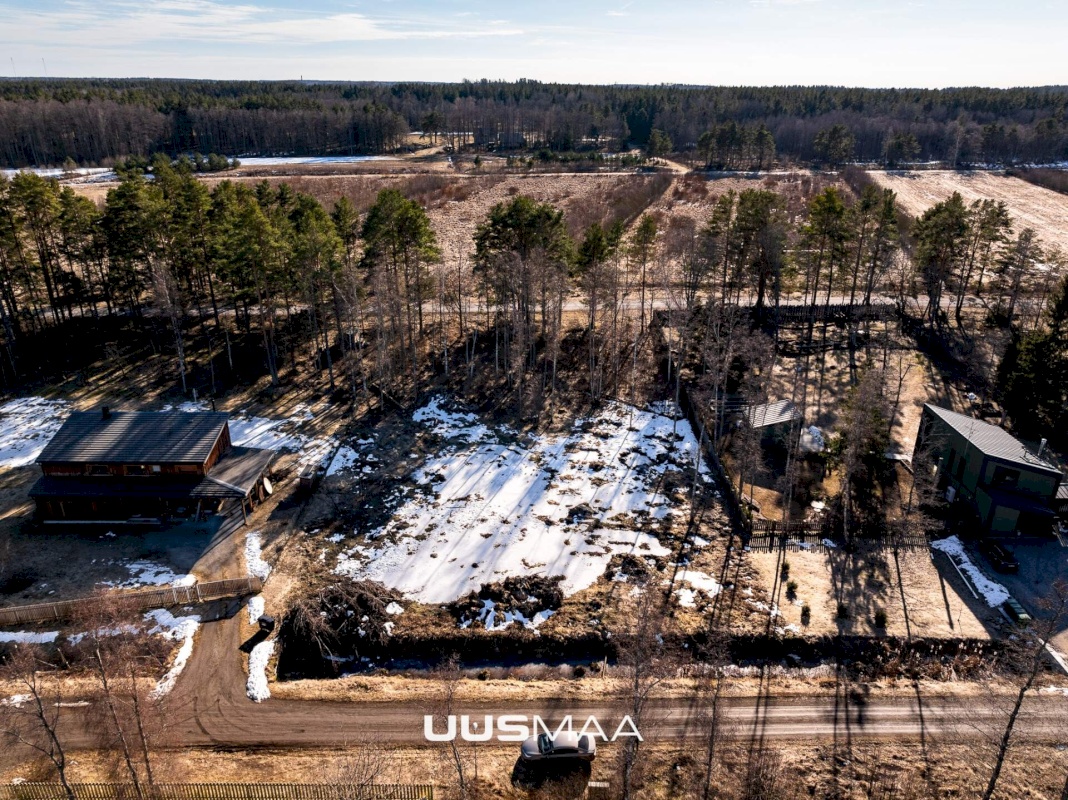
[448,575,564,630]
[277,575,403,678]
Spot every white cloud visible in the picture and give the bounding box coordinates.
[0,0,523,47]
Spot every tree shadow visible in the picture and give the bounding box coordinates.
[510,757,592,798]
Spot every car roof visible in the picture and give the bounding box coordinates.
[550,732,583,748]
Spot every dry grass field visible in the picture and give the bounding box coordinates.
[7,740,1068,800]
[869,170,1068,252]
[70,170,852,276]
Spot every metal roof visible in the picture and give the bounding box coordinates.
[30,446,274,501]
[37,410,229,465]
[744,400,802,429]
[923,404,1060,474]
[193,446,276,499]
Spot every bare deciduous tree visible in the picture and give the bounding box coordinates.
[0,647,76,800]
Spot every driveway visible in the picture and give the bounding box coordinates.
[997,537,1068,653]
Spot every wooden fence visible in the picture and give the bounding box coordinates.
[0,785,432,800]
[0,577,263,626]
[768,301,899,324]
[747,529,931,553]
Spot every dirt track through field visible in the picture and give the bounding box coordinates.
[869,170,1068,252]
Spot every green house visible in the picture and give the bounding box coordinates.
[914,404,1063,537]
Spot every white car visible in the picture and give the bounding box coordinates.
[519,732,597,762]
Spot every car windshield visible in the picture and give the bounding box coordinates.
[538,734,552,754]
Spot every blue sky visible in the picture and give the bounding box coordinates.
[1,0,1065,87]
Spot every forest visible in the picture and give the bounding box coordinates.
[2,79,1068,167]
[2,158,1064,452]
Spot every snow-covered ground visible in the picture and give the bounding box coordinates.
[99,560,196,589]
[672,568,722,608]
[0,397,71,468]
[226,414,334,467]
[335,396,711,604]
[247,595,266,625]
[167,400,338,470]
[0,630,59,644]
[247,640,274,702]
[145,609,201,697]
[2,167,114,180]
[931,535,1011,607]
[234,156,395,167]
[244,532,272,581]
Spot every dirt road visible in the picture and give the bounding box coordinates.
[132,608,1068,748]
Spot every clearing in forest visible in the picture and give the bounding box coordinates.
[869,170,1068,252]
[328,396,713,605]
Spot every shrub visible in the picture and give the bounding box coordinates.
[785,580,798,602]
[476,668,490,681]
[573,665,586,678]
[874,609,888,628]
[780,560,791,580]
[800,604,811,626]
[837,602,850,619]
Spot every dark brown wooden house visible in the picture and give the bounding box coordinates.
[30,407,276,525]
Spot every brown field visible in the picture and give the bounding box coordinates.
[747,547,993,640]
[869,170,1068,252]
[70,170,850,277]
[7,741,1068,800]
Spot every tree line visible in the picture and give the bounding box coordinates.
[2,79,1068,167]
[2,161,1062,417]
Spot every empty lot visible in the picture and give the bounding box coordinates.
[869,170,1068,252]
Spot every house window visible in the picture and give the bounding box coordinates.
[126,465,147,476]
[151,465,161,473]
[87,464,110,476]
[992,466,1020,488]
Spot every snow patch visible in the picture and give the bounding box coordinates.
[461,599,554,631]
[931,536,1010,607]
[327,446,361,476]
[101,561,196,589]
[412,396,493,442]
[244,532,272,581]
[672,569,722,607]
[146,609,200,698]
[233,155,395,167]
[0,631,59,644]
[0,397,71,468]
[247,595,266,625]
[247,640,274,702]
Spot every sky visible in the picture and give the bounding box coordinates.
[1,0,1065,88]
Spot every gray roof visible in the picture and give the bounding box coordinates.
[924,404,1060,474]
[30,447,274,501]
[745,400,802,429]
[38,410,229,465]
[193,446,276,498]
